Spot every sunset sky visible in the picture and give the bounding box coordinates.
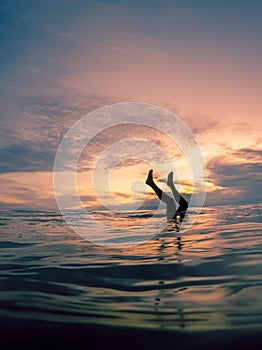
[1,0,262,210]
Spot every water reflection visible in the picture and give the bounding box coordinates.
[154,222,186,329]
[0,206,262,333]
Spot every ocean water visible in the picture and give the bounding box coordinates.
[0,204,262,349]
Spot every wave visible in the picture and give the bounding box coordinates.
[0,204,262,336]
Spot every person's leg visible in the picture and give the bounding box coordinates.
[166,172,188,211]
[146,169,176,221]
[146,170,172,204]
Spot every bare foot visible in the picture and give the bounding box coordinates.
[166,171,174,187]
[146,169,154,186]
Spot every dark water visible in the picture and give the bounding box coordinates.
[0,204,262,349]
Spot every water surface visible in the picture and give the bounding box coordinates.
[0,204,261,349]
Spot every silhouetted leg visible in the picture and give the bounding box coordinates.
[146,169,176,221]
[166,172,188,212]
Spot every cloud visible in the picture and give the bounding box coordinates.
[231,148,262,162]
[1,91,261,209]
[1,94,111,143]
[2,0,262,129]
[0,141,54,173]
[1,1,262,211]
[0,94,113,173]
[206,149,262,205]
